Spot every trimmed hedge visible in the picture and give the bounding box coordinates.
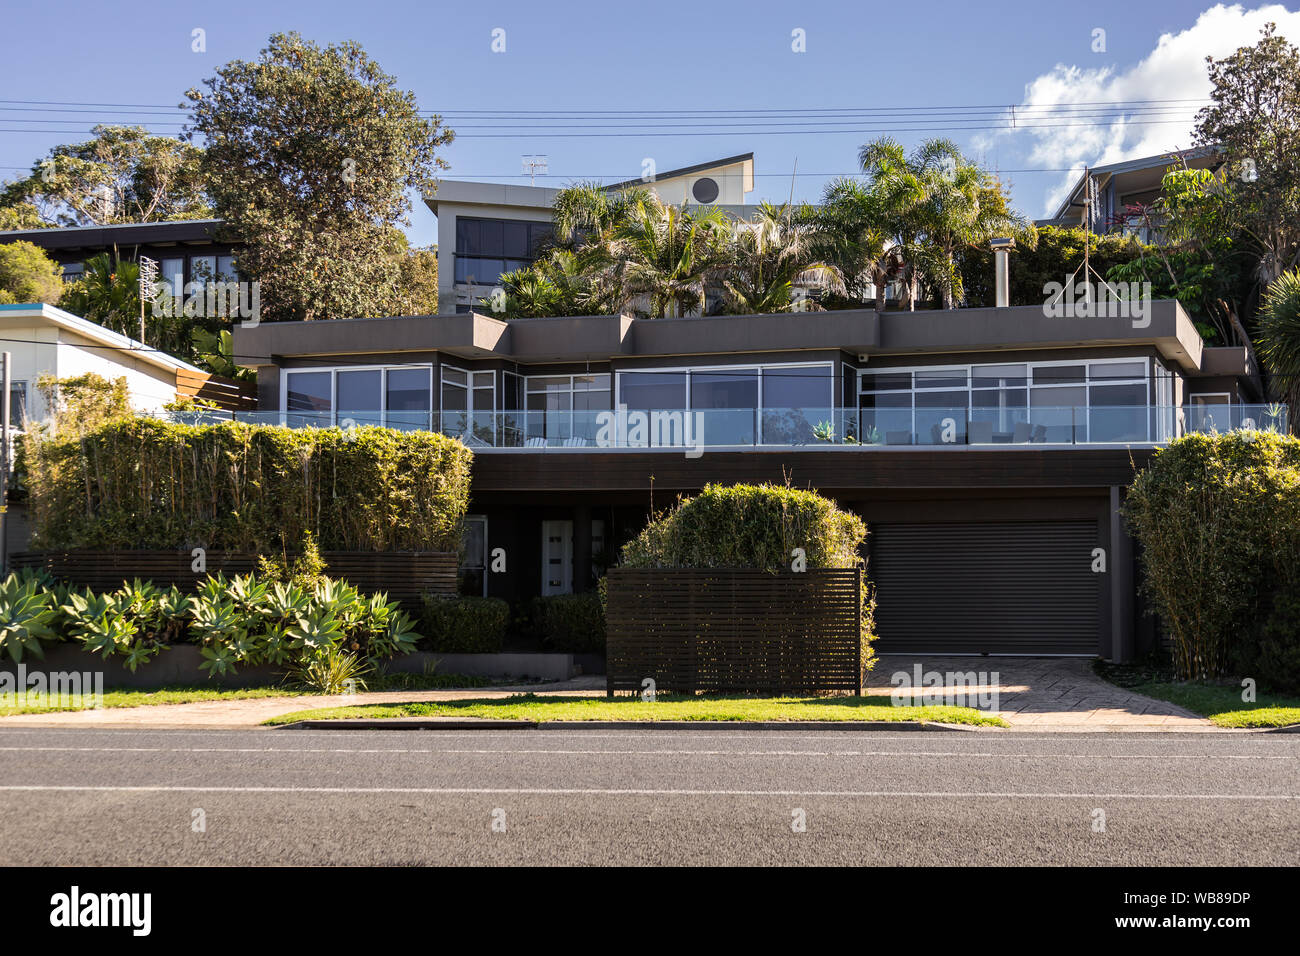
[420,595,510,653]
[25,418,473,553]
[1124,431,1300,688]
[531,592,605,653]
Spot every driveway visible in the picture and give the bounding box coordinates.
[867,655,1213,731]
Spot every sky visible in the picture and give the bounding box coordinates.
[3,0,1299,243]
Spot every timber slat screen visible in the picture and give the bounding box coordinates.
[10,551,457,611]
[606,568,862,695]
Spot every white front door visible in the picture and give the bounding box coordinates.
[542,520,573,596]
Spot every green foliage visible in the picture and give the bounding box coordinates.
[0,124,210,227]
[1124,431,1300,684]
[419,595,509,653]
[621,482,867,572]
[0,573,58,662]
[530,592,606,653]
[0,240,63,305]
[285,646,371,694]
[185,32,453,322]
[25,418,472,553]
[1256,269,1300,413]
[192,328,254,382]
[35,372,132,437]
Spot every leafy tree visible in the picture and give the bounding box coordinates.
[0,241,63,305]
[192,328,255,382]
[0,203,45,231]
[185,32,454,322]
[810,177,911,311]
[608,192,731,318]
[1,125,210,227]
[58,254,143,337]
[1193,22,1300,286]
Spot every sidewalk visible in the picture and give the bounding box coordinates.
[0,660,1222,731]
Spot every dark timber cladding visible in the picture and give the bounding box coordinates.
[606,568,863,695]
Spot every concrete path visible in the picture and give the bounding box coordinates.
[868,655,1214,731]
[0,658,1220,731]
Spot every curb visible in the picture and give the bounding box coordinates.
[276,718,985,732]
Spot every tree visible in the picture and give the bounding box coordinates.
[386,234,439,315]
[720,202,843,313]
[185,32,453,322]
[812,176,913,311]
[58,254,142,335]
[1,126,210,227]
[0,241,63,305]
[1194,22,1300,286]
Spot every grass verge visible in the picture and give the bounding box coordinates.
[263,692,1009,726]
[0,672,494,716]
[1094,660,1300,728]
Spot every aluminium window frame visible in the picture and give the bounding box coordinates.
[280,363,435,430]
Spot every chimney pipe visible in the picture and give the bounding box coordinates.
[990,237,1015,308]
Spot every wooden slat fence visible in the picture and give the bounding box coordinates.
[605,568,863,695]
[175,369,258,412]
[10,550,457,612]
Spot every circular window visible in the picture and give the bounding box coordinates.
[691,177,720,203]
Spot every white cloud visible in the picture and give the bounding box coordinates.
[1008,3,1300,216]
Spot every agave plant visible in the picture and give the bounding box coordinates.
[61,590,156,668]
[285,645,371,695]
[0,574,58,662]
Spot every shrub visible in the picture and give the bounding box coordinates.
[532,592,605,653]
[1124,431,1300,684]
[620,482,867,571]
[420,595,510,653]
[618,482,877,668]
[25,417,473,553]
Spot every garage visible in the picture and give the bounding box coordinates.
[869,520,1104,655]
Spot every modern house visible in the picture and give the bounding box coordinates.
[231,294,1277,662]
[0,219,241,291]
[1039,147,1224,242]
[427,154,758,313]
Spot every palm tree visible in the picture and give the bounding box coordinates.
[1256,268,1300,428]
[721,202,844,313]
[608,192,731,317]
[59,253,141,335]
[812,177,913,311]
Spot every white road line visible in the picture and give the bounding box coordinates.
[0,785,1292,799]
[0,745,1292,759]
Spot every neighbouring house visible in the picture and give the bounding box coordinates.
[1038,147,1224,243]
[427,154,759,314]
[231,288,1277,663]
[0,219,242,290]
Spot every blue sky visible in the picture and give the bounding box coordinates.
[3,0,1297,242]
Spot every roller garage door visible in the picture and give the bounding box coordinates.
[870,521,1102,655]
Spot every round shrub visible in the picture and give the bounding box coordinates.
[531,592,605,653]
[420,595,510,653]
[1124,431,1300,685]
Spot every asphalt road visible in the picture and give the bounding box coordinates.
[0,726,1296,866]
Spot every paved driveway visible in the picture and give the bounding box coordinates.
[868,655,1213,730]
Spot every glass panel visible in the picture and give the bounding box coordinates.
[914,368,968,390]
[574,374,610,391]
[528,376,570,392]
[191,255,216,287]
[763,366,832,445]
[1030,386,1086,443]
[455,258,503,285]
[1089,383,1146,407]
[860,371,911,392]
[387,368,430,431]
[620,372,687,410]
[285,371,332,427]
[859,391,911,409]
[479,220,504,256]
[336,369,382,428]
[972,364,1027,388]
[216,256,237,282]
[456,219,481,255]
[1033,365,1086,385]
[691,370,757,445]
[503,221,530,259]
[9,383,26,430]
[1090,361,1147,381]
[161,258,184,295]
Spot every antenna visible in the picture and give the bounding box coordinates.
[521,154,549,186]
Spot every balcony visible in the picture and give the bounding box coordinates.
[164,403,1289,450]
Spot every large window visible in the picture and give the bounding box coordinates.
[859,358,1153,445]
[524,374,611,444]
[282,366,432,431]
[454,217,554,287]
[616,363,833,446]
[440,366,495,443]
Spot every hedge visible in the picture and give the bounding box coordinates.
[25,418,473,553]
[531,592,605,653]
[420,595,510,653]
[1124,431,1300,688]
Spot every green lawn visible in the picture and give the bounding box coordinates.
[1095,661,1300,728]
[0,671,493,717]
[264,692,1009,726]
